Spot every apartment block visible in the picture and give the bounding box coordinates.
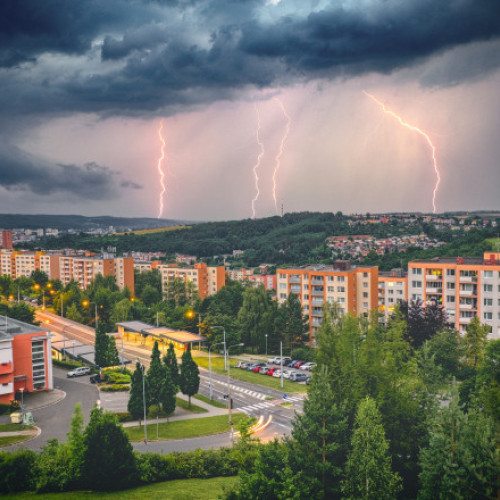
[247,274,277,291]
[0,230,13,250]
[135,261,226,299]
[407,252,500,338]
[277,261,378,340]
[378,270,408,320]
[0,316,53,405]
[0,250,134,292]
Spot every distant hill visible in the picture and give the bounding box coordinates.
[0,214,190,231]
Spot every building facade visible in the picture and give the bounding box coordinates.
[0,230,13,250]
[407,252,500,338]
[378,270,408,321]
[277,261,379,340]
[0,316,53,405]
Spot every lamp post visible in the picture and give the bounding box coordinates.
[208,341,225,400]
[226,343,244,427]
[265,334,268,356]
[19,388,24,418]
[61,325,71,360]
[138,360,147,445]
[211,326,227,371]
[82,300,99,330]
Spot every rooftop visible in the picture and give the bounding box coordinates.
[0,315,49,341]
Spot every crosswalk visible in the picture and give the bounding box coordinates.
[239,395,303,414]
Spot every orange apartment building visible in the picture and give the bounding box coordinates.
[134,261,225,299]
[0,316,53,405]
[277,261,379,341]
[378,270,408,320]
[408,252,500,338]
[0,230,13,250]
[0,250,134,292]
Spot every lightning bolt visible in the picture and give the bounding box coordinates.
[363,91,441,214]
[272,97,291,215]
[251,105,265,219]
[157,119,166,219]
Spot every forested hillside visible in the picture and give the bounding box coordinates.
[19,212,498,269]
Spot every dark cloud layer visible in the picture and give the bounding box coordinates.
[0,0,498,117]
[0,144,140,199]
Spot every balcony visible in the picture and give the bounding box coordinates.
[0,362,13,375]
[0,382,13,396]
[426,287,443,294]
[311,290,324,296]
[311,299,323,306]
[459,276,477,283]
[311,310,323,317]
[311,278,324,285]
[290,286,301,293]
[459,303,475,310]
[460,289,476,297]
[459,317,473,325]
[311,318,322,326]
[289,277,301,284]
[426,274,443,281]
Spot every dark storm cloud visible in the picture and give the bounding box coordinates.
[0,144,136,199]
[0,0,499,115]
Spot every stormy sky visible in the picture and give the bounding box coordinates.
[1,0,499,220]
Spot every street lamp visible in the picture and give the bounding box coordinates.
[137,360,147,445]
[82,300,99,330]
[61,325,71,360]
[211,325,227,371]
[19,388,24,418]
[265,334,268,356]
[208,341,225,400]
[226,343,244,427]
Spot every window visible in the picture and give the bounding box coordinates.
[363,302,369,308]
[412,281,422,288]
[363,292,368,298]
[446,282,455,290]
[446,296,455,303]
[338,297,345,303]
[279,283,287,289]
[327,276,334,282]
[363,282,368,288]
[327,286,334,292]
[446,269,455,276]
[338,276,345,282]
[363,273,368,278]
[483,312,493,320]
[279,274,286,279]
[32,340,46,390]
[303,284,309,290]
[303,294,309,300]
[484,298,493,306]
[280,293,287,299]
[412,268,422,275]
[338,286,345,293]
[483,271,493,278]
[483,284,493,293]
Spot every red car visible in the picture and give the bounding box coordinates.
[266,367,277,376]
[252,365,263,373]
[293,361,305,369]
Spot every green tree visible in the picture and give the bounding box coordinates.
[426,327,464,378]
[275,293,308,355]
[82,406,138,491]
[179,345,200,407]
[342,397,401,500]
[66,403,85,489]
[146,341,165,408]
[464,316,489,369]
[237,286,273,352]
[159,371,176,417]
[128,362,146,422]
[94,323,109,368]
[65,302,84,324]
[419,387,499,500]
[163,343,179,390]
[290,366,348,499]
[106,335,120,367]
[476,339,500,422]
[111,298,133,323]
[141,284,162,306]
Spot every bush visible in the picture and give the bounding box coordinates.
[52,358,86,370]
[113,412,132,422]
[0,403,11,415]
[105,372,131,385]
[0,449,38,493]
[103,366,133,377]
[100,384,130,392]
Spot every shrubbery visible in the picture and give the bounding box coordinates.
[0,450,38,493]
[0,403,11,415]
[105,372,131,385]
[100,384,130,392]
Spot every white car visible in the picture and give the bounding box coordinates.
[283,369,293,379]
[67,366,91,378]
[272,369,282,378]
[300,362,316,371]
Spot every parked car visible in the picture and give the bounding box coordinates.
[293,361,306,369]
[266,367,278,376]
[289,360,301,368]
[290,372,308,382]
[268,356,281,364]
[259,366,271,375]
[67,366,91,378]
[239,362,250,369]
[270,357,292,366]
[283,369,293,379]
[90,373,107,384]
[300,362,316,371]
[282,358,293,366]
[272,369,282,378]
[252,364,265,373]
[247,362,266,371]
[234,361,245,368]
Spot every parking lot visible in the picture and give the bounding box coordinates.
[234,357,316,384]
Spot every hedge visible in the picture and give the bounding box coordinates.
[100,384,130,392]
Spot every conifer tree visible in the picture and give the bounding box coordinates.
[146,341,164,408]
[160,371,176,418]
[342,397,401,500]
[128,361,145,422]
[179,344,200,407]
[106,335,120,367]
[163,343,179,390]
[94,323,109,368]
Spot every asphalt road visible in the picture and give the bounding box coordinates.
[5,367,99,452]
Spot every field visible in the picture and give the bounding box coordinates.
[2,476,239,499]
[115,225,190,235]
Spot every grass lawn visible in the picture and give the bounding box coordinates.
[175,397,208,413]
[0,435,33,447]
[2,476,239,499]
[193,394,227,408]
[193,356,307,394]
[0,424,36,432]
[124,414,245,442]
